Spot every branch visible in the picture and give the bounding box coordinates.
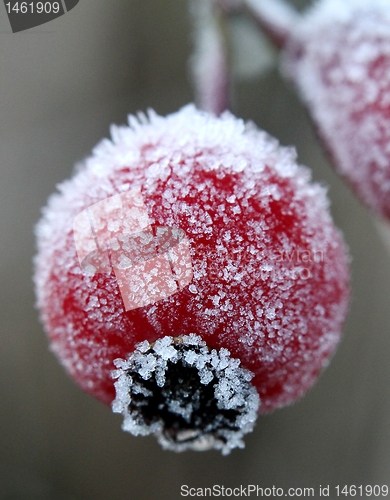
[190,0,231,115]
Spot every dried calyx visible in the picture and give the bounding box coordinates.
[112,334,260,455]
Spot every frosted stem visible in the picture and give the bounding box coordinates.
[244,0,300,49]
[190,0,231,115]
[112,334,259,455]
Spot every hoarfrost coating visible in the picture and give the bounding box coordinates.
[112,334,259,454]
[283,0,390,219]
[34,105,349,419]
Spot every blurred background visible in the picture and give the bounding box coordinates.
[0,0,389,498]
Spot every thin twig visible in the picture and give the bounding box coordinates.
[190,0,231,115]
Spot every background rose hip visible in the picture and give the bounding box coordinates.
[281,0,390,220]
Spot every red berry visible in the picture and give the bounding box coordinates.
[282,0,390,220]
[34,105,349,453]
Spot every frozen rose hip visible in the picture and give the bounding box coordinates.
[281,0,390,220]
[34,105,349,453]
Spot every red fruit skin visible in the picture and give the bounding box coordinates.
[34,106,349,414]
[282,0,390,221]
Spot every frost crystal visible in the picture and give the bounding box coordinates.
[112,334,260,455]
[34,104,349,418]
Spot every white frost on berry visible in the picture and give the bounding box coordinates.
[34,104,349,413]
[303,0,390,24]
[282,0,390,219]
[111,334,260,455]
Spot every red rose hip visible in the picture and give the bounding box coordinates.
[34,105,349,453]
[281,0,390,220]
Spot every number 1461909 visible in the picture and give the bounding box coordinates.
[5,2,61,14]
[335,485,388,497]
